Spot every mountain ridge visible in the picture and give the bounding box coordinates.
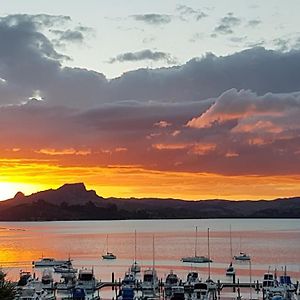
[0,183,299,221]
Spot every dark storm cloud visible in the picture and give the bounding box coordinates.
[213,13,241,35]
[131,14,172,25]
[108,49,177,64]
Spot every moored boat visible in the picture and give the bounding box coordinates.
[233,252,251,261]
[226,262,235,276]
[181,227,212,264]
[33,257,71,267]
[165,271,179,296]
[102,234,117,260]
[54,263,77,273]
[102,252,117,260]
[76,268,97,292]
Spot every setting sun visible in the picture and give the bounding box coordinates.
[0,182,43,201]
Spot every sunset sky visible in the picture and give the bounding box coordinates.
[1,1,300,200]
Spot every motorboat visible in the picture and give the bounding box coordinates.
[262,273,276,291]
[27,281,55,300]
[184,272,199,292]
[33,257,71,267]
[233,252,251,261]
[72,287,100,300]
[76,268,97,291]
[226,262,235,276]
[54,263,77,273]
[17,271,33,287]
[279,274,296,293]
[122,272,137,288]
[192,282,210,300]
[41,269,54,290]
[18,286,41,300]
[165,271,179,296]
[56,272,77,290]
[141,268,159,298]
[117,286,141,300]
[18,285,55,300]
[170,286,185,300]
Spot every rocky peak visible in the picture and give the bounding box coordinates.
[57,183,87,194]
[14,191,25,199]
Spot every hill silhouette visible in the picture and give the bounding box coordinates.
[0,183,299,221]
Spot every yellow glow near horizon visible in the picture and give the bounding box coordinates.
[0,182,45,201]
[0,159,300,201]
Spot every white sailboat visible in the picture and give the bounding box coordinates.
[234,237,250,261]
[226,225,236,276]
[181,226,212,263]
[102,234,117,260]
[130,230,141,273]
[141,235,159,299]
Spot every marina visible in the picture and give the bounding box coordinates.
[0,219,300,300]
[7,260,300,300]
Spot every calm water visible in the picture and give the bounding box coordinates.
[0,219,300,285]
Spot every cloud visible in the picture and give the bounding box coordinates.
[0,14,71,29]
[51,29,84,43]
[213,13,241,35]
[187,89,300,129]
[247,19,261,27]
[176,5,207,21]
[153,120,172,128]
[131,14,172,25]
[2,14,300,110]
[108,49,177,64]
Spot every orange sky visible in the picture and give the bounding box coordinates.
[1,158,299,201]
[1,12,300,203]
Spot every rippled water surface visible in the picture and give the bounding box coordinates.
[0,219,299,284]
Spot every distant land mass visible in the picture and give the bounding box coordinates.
[0,183,300,221]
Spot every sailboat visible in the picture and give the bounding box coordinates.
[102,234,117,260]
[141,235,159,299]
[234,237,250,261]
[181,226,212,263]
[226,225,236,276]
[130,230,141,273]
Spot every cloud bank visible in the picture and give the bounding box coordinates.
[1,13,300,186]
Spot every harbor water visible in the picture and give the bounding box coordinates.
[0,219,300,299]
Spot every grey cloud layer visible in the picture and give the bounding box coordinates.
[108,49,177,64]
[131,14,172,25]
[2,14,300,109]
[176,5,207,21]
[1,14,300,175]
[213,13,241,35]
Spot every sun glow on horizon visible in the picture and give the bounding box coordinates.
[0,159,300,201]
[0,182,45,201]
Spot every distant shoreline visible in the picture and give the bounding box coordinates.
[1,183,300,221]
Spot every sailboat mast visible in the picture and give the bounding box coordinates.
[230,224,233,260]
[195,226,198,257]
[134,230,137,262]
[106,234,108,254]
[208,228,211,279]
[152,234,155,271]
